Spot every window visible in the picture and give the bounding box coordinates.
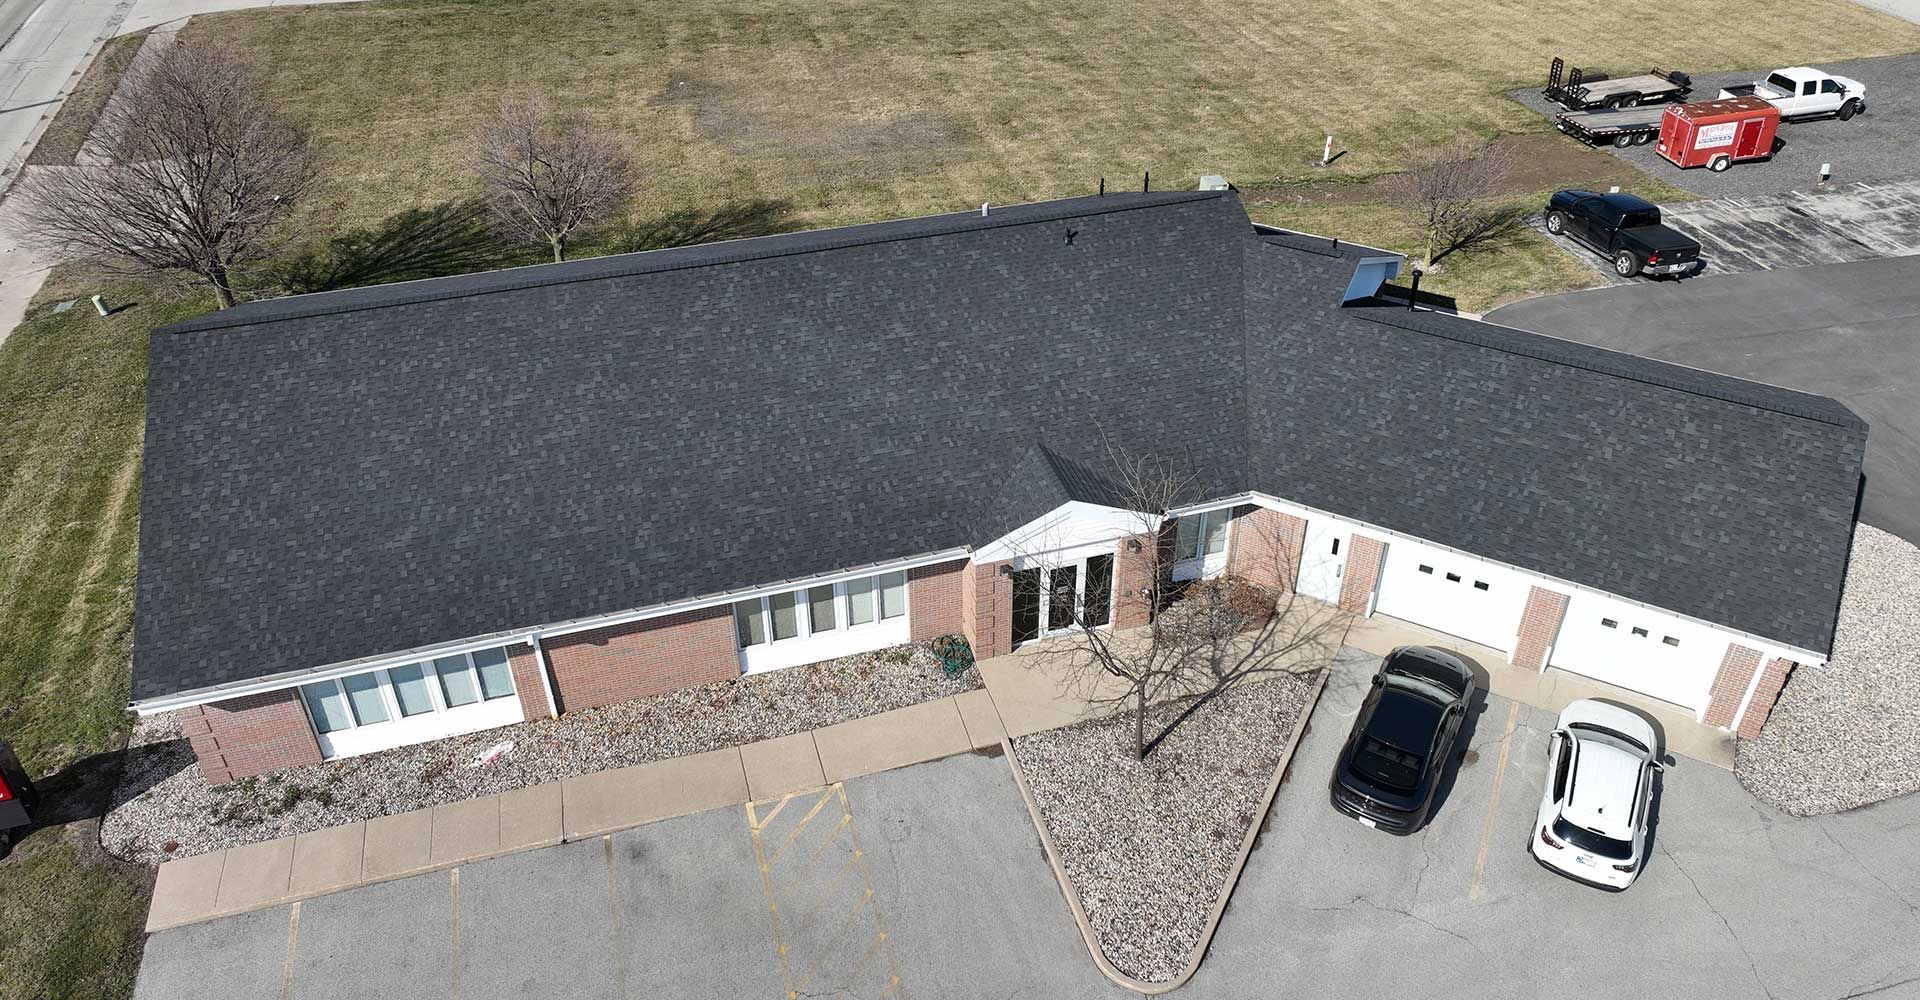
[1550,735,1572,802]
[1047,565,1079,630]
[769,591,801,641]
[472,648,516,700]
[808,586,837,631]
[1601,618,1618,629]
[1802,80,1818,97]
[735,601,768,646]
[390,663,437,716]
[435,655,480,707]
[1662,636,1681,647]
[1418,565,1434,575]
[1821,78,1842,94]
[1445,572,1462,583]
[879,571,908,620]
[341,673,390,726]
[1083,554,1114,628]
[1472,580,1490,591]
[301,681,353,734]
[1631,627,1649,638]
[1173,509,1233,561]
[849,576,877,625]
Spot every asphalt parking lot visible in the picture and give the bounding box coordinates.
[136,652,1920,1000]
[1511,53,1920,199]
[1486,255,1920,546]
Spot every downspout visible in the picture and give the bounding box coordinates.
[528,632,560,718]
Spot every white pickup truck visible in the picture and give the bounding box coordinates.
[1718,66,1866,121]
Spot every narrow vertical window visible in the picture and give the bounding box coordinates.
[342,672,390,725]
[389,663,437,716]
[808,585,837,632]
[735,600,767,647]
[849,576,877,625]
[878,571,908,619]
[1083,554,1114,628]
[301,681,353,733]
[435,655,480,707]
[769,591,800,640]
[1203,509,1232,555]
[472,647,516,700]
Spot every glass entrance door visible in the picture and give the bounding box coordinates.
[1011,568,1042,647]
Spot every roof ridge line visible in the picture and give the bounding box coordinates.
[1348,306,1863,429]
[157,191,1226,337]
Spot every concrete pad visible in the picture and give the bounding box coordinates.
[813,698,971,783]
[740,731,825,800]
[499,781,563,851]
[291,873,455,1000]
[431,794,502,864]
[288,822,366,896]
[953,689,1008,748]
[975,637,1140,738]
[213,836,294,913]
[134,906,292,1000]
[146,849,226,931]
[362,807,434,880]
[562,748,748,839]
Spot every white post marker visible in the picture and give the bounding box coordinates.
[1820,162,1832,182]
[1608,185,1620,194]
[1323,135,1333,166]
[90,295,109,316]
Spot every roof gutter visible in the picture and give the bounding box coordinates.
[129,545,974,716]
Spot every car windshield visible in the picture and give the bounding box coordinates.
[1351,736,1423,792]
[1553,816,1634,860]
[1567,722,1650,756]
[1766,72,1798,93]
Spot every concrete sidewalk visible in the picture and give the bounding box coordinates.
[146,689,1007,932]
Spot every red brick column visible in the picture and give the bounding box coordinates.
[973,560,1013,660]
[544,605,740,713]
[1737,657,1796,739]
[1511,587,1570,670]
[1703,643,1763,728]
[1226,508,1307,593]
[1338,535,1385,615]
[179,689,325,784]
[1113,533,1157,629]
[507,642,554,721]
[908,559,972,644]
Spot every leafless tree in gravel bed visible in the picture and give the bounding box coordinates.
[1383,138,1530,271]
[19,42,317,308]
[471,96,633,263]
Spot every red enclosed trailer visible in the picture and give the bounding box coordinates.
[1657,95,1780,172]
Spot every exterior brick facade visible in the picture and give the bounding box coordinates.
[508,642,554,720]
[908,559,972,645]
[179,689,324,784]
[544,605,739,713]
[973,560,1014,660]
[1338,535,1385,615]
[1113,533,1157,629]
[1703,643,1763,728]
[1511,587,1570,670]
[1226,507,1307,593]
[1737,657,1795,739]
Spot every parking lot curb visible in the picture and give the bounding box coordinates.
[1003,667,1331,995]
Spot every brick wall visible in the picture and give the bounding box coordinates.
[1511,587,1570,670]
[1226,507,1307,593]
[544,605,740,713]
[1737,657,1796,739]
[179,689,324,784]
[1338,535,1385,615]
[973,560,1013,660]
[1703,643,1763,728]
[1114,533,1157,629]
[508,642,554,721]
[908,559,973,645]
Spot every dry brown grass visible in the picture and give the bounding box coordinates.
[26,30,149,167]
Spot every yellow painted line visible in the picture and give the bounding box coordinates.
[1468,701,1521,903]
[767,789,837,866]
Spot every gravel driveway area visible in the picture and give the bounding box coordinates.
[1509,52,1920,199]
[102,644,978,864]
[1738,524,1920,815]
[1011,672,1317,984]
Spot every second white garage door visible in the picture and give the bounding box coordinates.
[1549,591,1723,713]
[1371,540,1528,652]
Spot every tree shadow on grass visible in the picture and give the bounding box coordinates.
[268,198,534,295]
[606,198,801,254]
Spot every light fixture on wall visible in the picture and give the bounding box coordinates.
[998,565,1012,577]
[1126,539,1143,553]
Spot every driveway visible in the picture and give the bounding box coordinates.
[1486,256,1920,546]
[135,650,1920,1000]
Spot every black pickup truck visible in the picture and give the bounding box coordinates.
[1543,190,1700,278]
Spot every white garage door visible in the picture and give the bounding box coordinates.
[1549,592,1723,713]
[1372,542,1527,652]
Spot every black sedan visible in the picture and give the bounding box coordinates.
[1328,646,1474,835]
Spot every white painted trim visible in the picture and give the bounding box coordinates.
[1168,491,1829,665]
[974,501,1149,564]
[529,632,559,719]
[131,546,973,715]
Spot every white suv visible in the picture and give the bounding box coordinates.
[1529,699,1665,891]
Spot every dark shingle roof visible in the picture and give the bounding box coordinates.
[131,191,1864,702]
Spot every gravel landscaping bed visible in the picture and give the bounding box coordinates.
[1738,524,1920,816]
[1011,671,1318,984]
[102,643,977,864]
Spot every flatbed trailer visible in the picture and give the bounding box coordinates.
[1543,57,1693,110]
[1554,104,1668,146]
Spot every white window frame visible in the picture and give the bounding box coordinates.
[736,571,912,674]
[298,647,522,760]
[1171,508,1234,582]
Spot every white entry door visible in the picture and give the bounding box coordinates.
[1295,519,1346,604]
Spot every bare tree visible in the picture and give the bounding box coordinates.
[18,42,317,309]
[470,97,633,263]
[1010,441,1349,759]
[1382,139,1530,271]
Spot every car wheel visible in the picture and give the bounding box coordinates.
[1632,131,1655,146]
[1708,154,1732,172]
[1545,211,1566,235]
[1614,251,1642,277]
[1605,97,1624,110]
[1838,99,1861,121]
[1612,133,1633,148]
[1621,94,1640,108]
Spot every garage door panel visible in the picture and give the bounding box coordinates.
[1550,593,1720,712]
[1372,543,1527,651]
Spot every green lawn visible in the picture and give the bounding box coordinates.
[0,841,152,1000]
[181,0,1920,308]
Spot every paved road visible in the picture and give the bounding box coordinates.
[135,651,1920,1000]
[1487,257,1920,546]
